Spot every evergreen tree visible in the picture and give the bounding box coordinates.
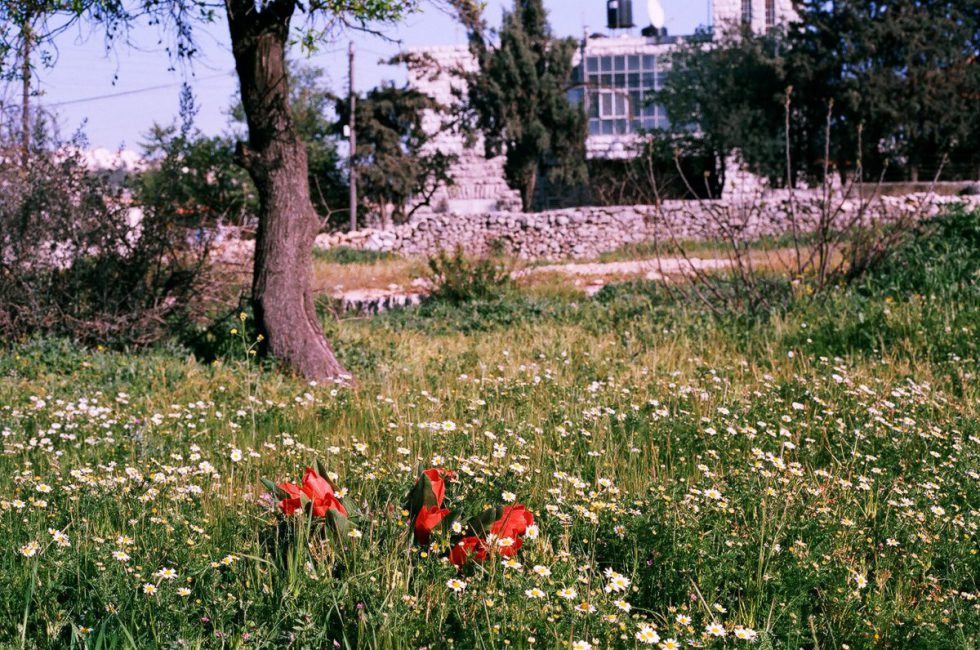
[463,0,587,211]
[337,83,455,226]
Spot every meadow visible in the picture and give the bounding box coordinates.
[0,208,977,649]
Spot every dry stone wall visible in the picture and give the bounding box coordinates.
[316,193,980,261]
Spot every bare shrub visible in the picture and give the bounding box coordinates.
[0,131,210,347]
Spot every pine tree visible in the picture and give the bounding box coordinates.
[463,0,588,211]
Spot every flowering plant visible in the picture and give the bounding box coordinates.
[261,460,352,533]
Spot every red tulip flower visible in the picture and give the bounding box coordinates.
[450,536,487,567]
[421,468,454,506]
[414,505,450,544]
[276,467,347,518]
[491,505,534,541]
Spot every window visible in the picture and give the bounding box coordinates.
[765,0,776,29]
[581,52,666,136]
[741,0,753,25]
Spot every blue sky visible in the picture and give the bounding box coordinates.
[33,1,710,149]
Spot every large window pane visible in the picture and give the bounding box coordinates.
[642,54,656,70]
[614,55,626,71]
[628,55,640,71]
[587,56,599,73]
[600,56,613,72]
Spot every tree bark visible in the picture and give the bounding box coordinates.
[226,0,350,383]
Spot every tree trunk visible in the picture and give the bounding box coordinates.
[227,0,350,383]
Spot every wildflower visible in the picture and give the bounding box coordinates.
[414,505,450,545]
[49,529,70,547]
[502,491,516,502]
[20,541,40,558]
[675,614,691,626]
[155,567,178,580]
[177,587,191,597]
[446,578,466,593]
[734,627,758,640]
[450,537,486,567]
[604,569,631,593]
[613,599,632,612]
[637,625,660,644]
[112,551,130,562]
[276,467,347,519]
[557,587,578,600]
[660,639,680,650]
[571,641,592,650]
[230,448,243,463]
[533,565,552,577]
[853,573,868,589]
[525,588,546,599]
[705,622,726,637]
[142,583,157,596]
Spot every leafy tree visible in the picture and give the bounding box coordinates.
[658,1,980,185]
[336,82,455,227]
[0,0,421,382]
[658,27,794,188]
[136,86,257,227]
[460,0,587,211]
[790,0,980,182]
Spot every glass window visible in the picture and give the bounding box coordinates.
[600,56,613,72]
[601,120,615,135]
[613,73,626,87]
[741,0,752,24]
[642,54,656,70]
[601,92,614,116]
[587,56,599,73]
[627,72,640,88]
[600,73,613,86]
[614,55,626,72]
[628,55,640,71]
[589,119,601,135]
[766,0,776,28]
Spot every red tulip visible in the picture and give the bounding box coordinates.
[277,482,304,516]
[276,468,347,519]
[450,536,486,567]
[490,505,534,541]
[414,505,450,544]
[422,468,454,507]
[302,467,348,518]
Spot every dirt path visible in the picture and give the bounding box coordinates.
[327,256,733,311]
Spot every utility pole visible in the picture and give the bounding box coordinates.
[21,9,32,167]
[348,41,357,232]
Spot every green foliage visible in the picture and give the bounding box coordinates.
[313,246,400,265]
[426,246,514,303]
[337,83,455,225]
[2,251,979,646]
[658,26,791,185]
[860,205,980,297]
[462,0,588,211]
[134,87,256,226]
[659,2,980,184]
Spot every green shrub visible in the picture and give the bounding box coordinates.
[427,247,514,303]
[313,246,400,265]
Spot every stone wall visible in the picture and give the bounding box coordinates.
[316,193,980,261]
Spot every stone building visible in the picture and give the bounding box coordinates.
[405,0,799,213]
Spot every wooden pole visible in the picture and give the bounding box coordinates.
[21,14,31,167]
[348,41,357,232]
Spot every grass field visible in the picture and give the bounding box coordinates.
[1,208,977,649]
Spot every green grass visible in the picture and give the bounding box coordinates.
[0,209,978,649]
[313,246,401,265]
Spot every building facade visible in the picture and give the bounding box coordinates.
[405,1,799,213]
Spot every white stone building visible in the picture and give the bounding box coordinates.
[405,0,799,212]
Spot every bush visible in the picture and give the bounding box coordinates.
[0,141,209,347]
[426,247,514,303]
[860,205,980,297]
[313,246,399,265]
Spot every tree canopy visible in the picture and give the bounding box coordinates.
[462,0,587,211]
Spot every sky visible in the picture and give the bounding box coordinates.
[27,1,710,150]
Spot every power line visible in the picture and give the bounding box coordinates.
[43,72,231,107]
